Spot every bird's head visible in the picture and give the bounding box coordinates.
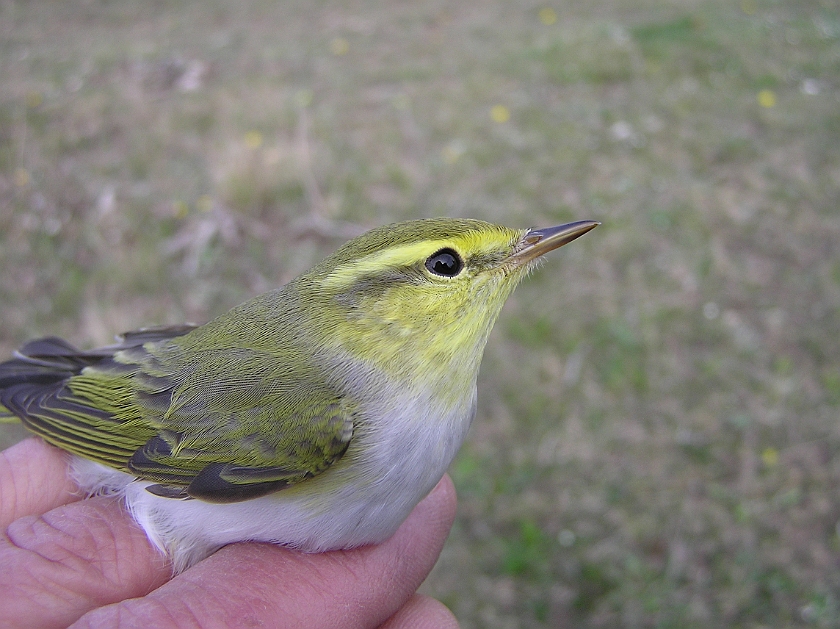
[296,218,598,396]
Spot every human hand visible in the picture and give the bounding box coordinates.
[0,438,459,629]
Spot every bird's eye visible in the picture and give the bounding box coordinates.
[425,248,463,277]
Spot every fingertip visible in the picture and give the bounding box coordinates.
[415,473,457,531]
[432,472,457,511]
[380,594,460,629]
[0,437,80,526]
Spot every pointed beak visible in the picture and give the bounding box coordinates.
[509,220,600,266]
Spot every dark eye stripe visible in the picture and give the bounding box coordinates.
[425,249,463,277]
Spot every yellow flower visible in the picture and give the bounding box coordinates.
[539,8,557,26]
[761,447,779,467]
[490,105,510,123]
[757,89,776,108]
[330,37,349,56]
[245,131,264,149]
[173,200,189,219]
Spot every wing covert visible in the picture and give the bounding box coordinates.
[0,322,357,502]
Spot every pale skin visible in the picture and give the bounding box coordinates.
[0,438,460,629]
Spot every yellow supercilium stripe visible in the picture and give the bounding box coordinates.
[319,240,454,290]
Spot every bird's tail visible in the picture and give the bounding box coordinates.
[0,336,99,422]
[0,325,198,423]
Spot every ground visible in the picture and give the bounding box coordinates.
[1,0,839,626]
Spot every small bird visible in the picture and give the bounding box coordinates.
[0,217,598,571]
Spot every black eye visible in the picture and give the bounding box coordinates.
[425,248,463,277]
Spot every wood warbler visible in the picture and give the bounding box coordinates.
[0,217,598,571]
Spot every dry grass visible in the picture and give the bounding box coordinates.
[2,0,839,626]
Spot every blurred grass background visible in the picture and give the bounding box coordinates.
[2,0,839,626]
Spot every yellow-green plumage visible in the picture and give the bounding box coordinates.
[0,217,597,570]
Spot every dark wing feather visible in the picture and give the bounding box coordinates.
[0,325,199,460]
